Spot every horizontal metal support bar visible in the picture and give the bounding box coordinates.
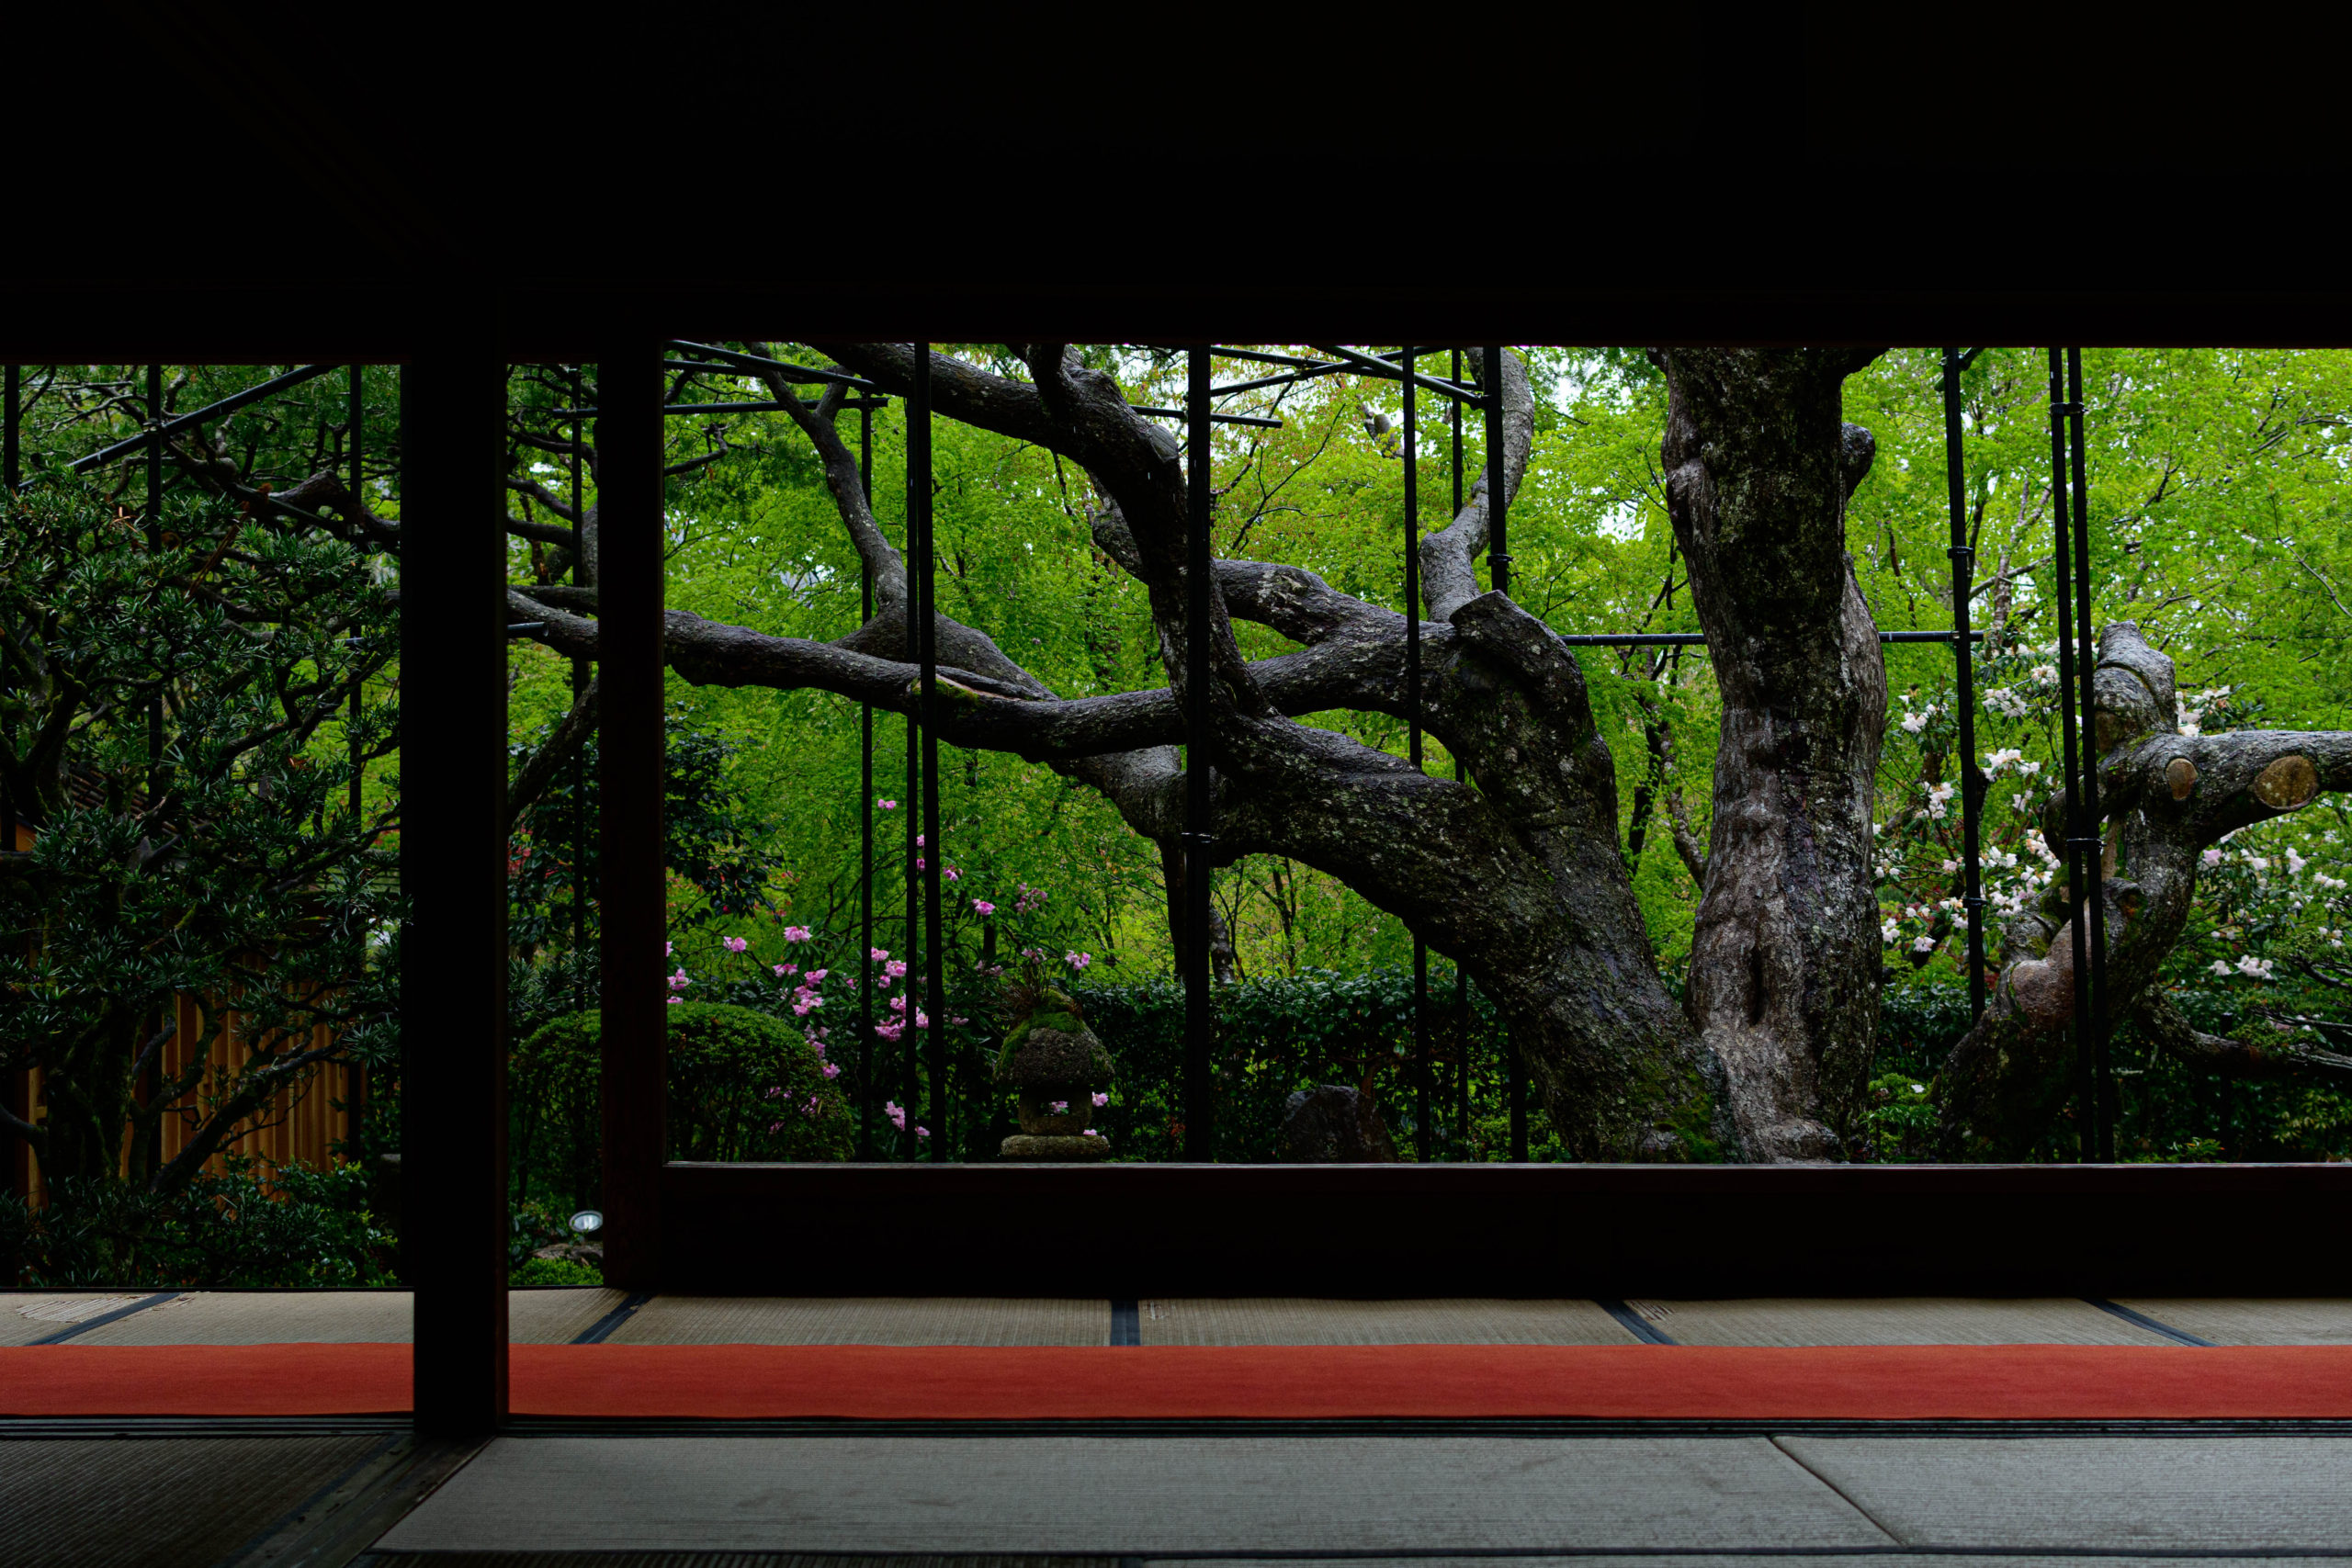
[70,362,342,473]
[1194,345,1466,368]
[547,405,781,417]
[664,340,884,393]
[1132,405,1283,429]
[1334,345,1486,401]
[1203,346,1327,368]
[550,397,888,418]
[1312,344,1487,405]
[1555,630,1986,648]
[1209,349,1478,403]
[1208,362,1355,398]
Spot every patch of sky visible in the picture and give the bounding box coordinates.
[1599,500,1645,542]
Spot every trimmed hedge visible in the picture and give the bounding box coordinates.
[510,1002,852,1211]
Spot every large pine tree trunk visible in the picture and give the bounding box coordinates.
[1661,348,1888,1160]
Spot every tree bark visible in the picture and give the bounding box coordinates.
[510,344,1724,1157]
[1660,348,1888,1160]
[1940,621,2352,1155]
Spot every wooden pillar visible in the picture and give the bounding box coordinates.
[401,310,512,1435]
[597,336,666,1287]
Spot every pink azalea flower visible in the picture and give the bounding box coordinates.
[944,867,961,882]
[724,935,749,953]
[805,968,828,982]
[822,1062,841,1078]
[913,1010,930,1030]
[774,964,788,977]
[870,947,889,962]
[879,799,898,810]
[913,1125,930,1138]
[1091,1091,1109,1107]
[1065,951,1092,971]
[1050,1100,1069,1113]
[665,941,674,956]
[666,996,683,1006]
[972,899,996,916]
[783,925,813,942]
[885,960,908,979]
[886,1100,906,1129]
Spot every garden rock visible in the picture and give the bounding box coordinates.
[1280,1084,1397,1162]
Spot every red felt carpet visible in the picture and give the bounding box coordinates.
[7,1342,2352,1419]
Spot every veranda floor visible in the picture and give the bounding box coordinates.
[13,1289,2351,1347]
[7,1293,2352,1568]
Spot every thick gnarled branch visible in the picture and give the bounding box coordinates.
[1420,347,1536,622]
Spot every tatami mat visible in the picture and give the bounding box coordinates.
[63,1288,623,1345]
[511,1288,629,1344]
[1781,1436,2352,1551]
[0,1433,387,1568]
[360,1558,1118,1568]
[1622,1298,2176,1347]
[0,1293,159,1347]
[2114,1299,2352,1347]
[19,1292,2341,1350]
[376,1435,1892,1554]
[76,1290,413,1344]
[607,1296,1112,1346]
[1135,1298,1638,1346]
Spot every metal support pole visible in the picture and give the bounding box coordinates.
[914,346,945,1156]
[1403,349,1430,1161]
[568,368,587,1010]
[404,314,513,1436]
[2046,347,2098,1162]
[3,363,17,496]
[2066,347,2113,1160]
[145,365,165,808]
[1484,347,1525,1159]
[349,365,368,824]
[1942,349,1987,1021]
[1182,348,1216,1161]
[345,362,368,1157]
[4,363,19,860]
[1451,350,1470,1155]
[901,525,922,1158]
[598,335,669,1289]
[857,400,877,1160]
[1483,346,1510,599]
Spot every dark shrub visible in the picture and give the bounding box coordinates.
[511,1002,853,1212]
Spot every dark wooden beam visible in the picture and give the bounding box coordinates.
[401,300,510,1436]
[660,1161,2352,1299]
[10,283,2352,367]
[597,336,667,1289]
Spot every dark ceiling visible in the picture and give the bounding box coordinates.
[6,4,2343,355]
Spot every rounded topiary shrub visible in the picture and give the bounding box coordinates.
[516,1001,854,1164]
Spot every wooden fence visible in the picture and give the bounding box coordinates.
[4,821,356,1205]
